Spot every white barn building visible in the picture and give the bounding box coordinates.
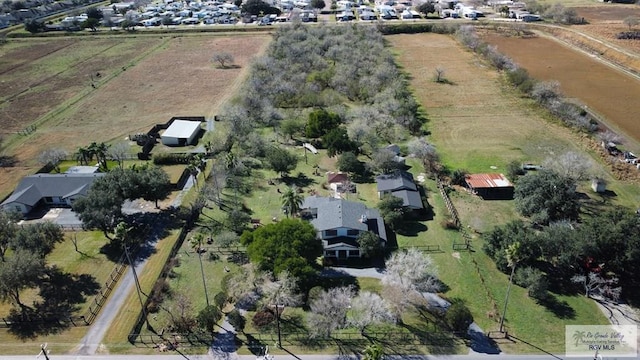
[160,120,202,146]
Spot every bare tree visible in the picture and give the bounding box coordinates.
[38,148,68,173]
[623,16,639,30]
[408,137,440,175]
[542,151,593,181]
[212,52,235,69]
[347,291,395,334]
[307,286,354,338]
[382,248,440,301]
[531,80,561,105]
[597,130,623,146]
[261,270,303,308]
[434,66,446,83]
[226,263,268,309]
[108,141,130,169]
[571,272,621,302]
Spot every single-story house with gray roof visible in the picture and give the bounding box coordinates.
[300,196,387,259]
[376,171,423,209]
[1,173,104,216]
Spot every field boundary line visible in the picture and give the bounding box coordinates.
[2,36,172,152]
[531,25,640,81]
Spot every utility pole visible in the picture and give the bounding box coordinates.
[37,343,50,360]
[124,244,151,331]
[273,304,283,348]
[197,236,210,307]
[498,263,515,334]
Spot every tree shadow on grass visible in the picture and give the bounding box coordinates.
[537,295,576,319]
[397,322,461,355]
[283,172,317,188]
[8,267,99,340]
[396,221,428,237]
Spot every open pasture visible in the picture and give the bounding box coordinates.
[388,33,589,173]
[482,33,640,147]
[390,33,614,353]
[0,34,270,199]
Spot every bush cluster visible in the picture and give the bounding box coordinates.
[153,152,193,165]
[617,31,640,39]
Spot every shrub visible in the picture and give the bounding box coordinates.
[527,275,549,301]
[445,299,474,332]
[252,307,275,329]
[514,266,548,301]
[227,309,246,333]
[441,216,459,230]
[152,152,192,165]
[197,305,222,333]
[307,286,324,306]
[451,169,469,186]
[506,160,525,182]
[214,291,228,310]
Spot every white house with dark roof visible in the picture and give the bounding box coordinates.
[300,196,387,260]
[376,171,423,210]
[0,173,104,216]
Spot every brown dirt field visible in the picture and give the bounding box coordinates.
[0,38,165,132]
[564,5,640,55]
[482,33,640,146]
[0,34,271,199]
[574,4,640,22]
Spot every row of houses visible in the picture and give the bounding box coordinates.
[0,0,102,28]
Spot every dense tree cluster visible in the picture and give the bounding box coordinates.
[226,24,423,148]
[240,219,322,288]
[514,169,580,225]
[484,207,640,301]
[0,213,98,331]
[73,165,171,239]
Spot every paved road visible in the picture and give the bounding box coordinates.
[72,176,196,355]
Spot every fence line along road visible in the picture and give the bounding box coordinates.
[0,353,585,360]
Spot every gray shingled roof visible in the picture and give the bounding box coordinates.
[391,190,424,209]
[301,196,369,231]
[376,171,417,192]
[1,173,105,207]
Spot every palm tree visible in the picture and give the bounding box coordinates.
[88,142,110,171]
[75,146,91,165]
[281,185,303,218]
[362,343,384,360]
[499,241,521,333]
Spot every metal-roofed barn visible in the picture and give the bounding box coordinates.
[160,119,202,146]
[465,173,514,200]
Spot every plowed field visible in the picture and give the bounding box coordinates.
[483,33,640,145]
[0,34,270,198]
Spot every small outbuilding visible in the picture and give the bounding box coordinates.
[160,119,202,146]
[465,173,514,200]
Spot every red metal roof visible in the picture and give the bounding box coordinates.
[327,172,348,184]
[465,173,513,189]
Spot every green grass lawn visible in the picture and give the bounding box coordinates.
[101,228,182,353]
[0,230,115,354]
[395,160,610,354]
